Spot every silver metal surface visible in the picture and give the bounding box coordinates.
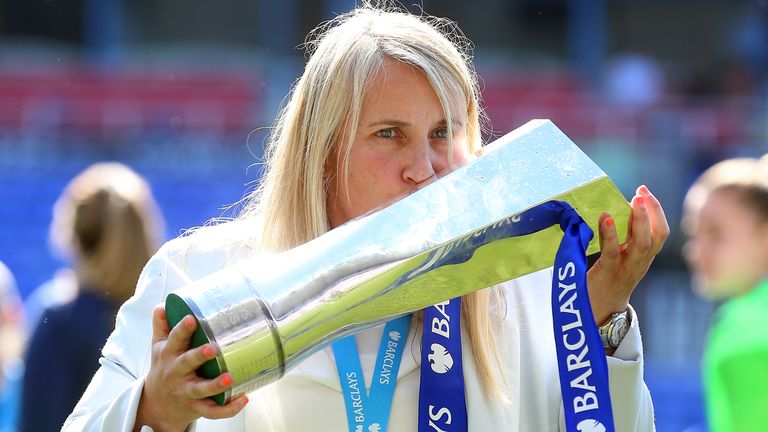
[168,119,631,402]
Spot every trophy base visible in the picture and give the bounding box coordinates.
[166,293,227,405]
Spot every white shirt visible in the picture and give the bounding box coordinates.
[63,220,655,432]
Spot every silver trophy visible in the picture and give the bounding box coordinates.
[165,119,630,404]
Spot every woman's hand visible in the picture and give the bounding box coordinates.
[134,305,249,432]
[587,185,670,325]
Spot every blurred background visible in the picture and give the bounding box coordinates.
[0,0,765,430]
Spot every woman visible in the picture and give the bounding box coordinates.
[21,162,164,431]
[682,157,768,432]
[64,4,668,431]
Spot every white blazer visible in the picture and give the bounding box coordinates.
[63,221,655,432]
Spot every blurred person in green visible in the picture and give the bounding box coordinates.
[682,156,768,432]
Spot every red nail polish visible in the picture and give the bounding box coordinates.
[221,374,233,386]
[605,217,614,228]
[635,196,645,206]
[184,316,196,329]
[202,345,216,358]
[242,395,250,405]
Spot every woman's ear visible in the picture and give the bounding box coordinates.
[323,161,331,180]
[323,154,338,182]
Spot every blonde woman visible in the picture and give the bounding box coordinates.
[64,4,667,432]
[682,157,768,432]
[21,162,164,432]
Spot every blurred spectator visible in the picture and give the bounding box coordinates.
[0,261,24,432]
[682,157,768,432]
[724,4,768,91]
[19,162,164,432]
[22,268,77,336]
[604,52,666,109]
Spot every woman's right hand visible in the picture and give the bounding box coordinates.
[135,304,249,432]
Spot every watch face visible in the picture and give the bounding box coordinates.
[609,315,629,348]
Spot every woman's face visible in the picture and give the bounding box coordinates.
[327,60,470,228]
[684,189,768,299]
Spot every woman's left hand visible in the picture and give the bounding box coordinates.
[587,185,670,325]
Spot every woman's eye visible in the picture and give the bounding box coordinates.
[375,128,396,138]
[433,127,449,139]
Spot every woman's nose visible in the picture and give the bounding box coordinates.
[402,139,439,185]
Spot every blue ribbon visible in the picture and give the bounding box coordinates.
[418,297,467,431]
[508,201,615,431]
[415,200,615,432]
[549,203,615,432]
[333,315,412,432]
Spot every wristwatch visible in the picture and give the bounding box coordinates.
[598,308,631,349]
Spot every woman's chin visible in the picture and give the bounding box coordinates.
[692,276,745,301]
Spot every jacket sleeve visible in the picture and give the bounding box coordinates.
[503,268,656,431]
[62,245,174,432]
[541,261,657,432]
[555,305,656,432]
[605,306,656,431]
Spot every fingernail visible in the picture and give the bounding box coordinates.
[242,395,250,406]
[635,196,645,206]
[639,184,650,194]
[605,217,614,228]
[184,316,196,329]
[202,344,216,358]
[221,374,233,387]
[645,186,658,201]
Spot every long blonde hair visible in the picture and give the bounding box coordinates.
[51,162,164,304]
[239,4,507,400]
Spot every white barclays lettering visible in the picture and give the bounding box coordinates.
[378,339,398,385]
[345,372,365,423]
[430,300,450,339]
[556,261,599,414]
[427,405,452,432]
